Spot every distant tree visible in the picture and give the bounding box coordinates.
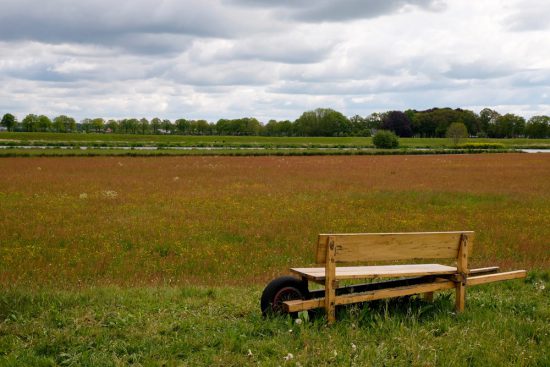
[175,118,190,134]
[22,114,39,132]
[139,118,149,134]
[494,114,525,138]
[151,118,161,134]
[294,108,350,136]
[106,119,118,133]
[90,118,105,133]
[479,108,500,137]
[1,113,16,131]
[37,115,52,132]
[382,111,412,137]
[365,112,384,131]
[161,119,173,134]
[53,115,76,132]
[80,118,92,133]
[446,122,468,145]
[349,115,370,136]
[525,115,549,138]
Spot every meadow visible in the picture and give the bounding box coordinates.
[1,154,549,365]
[1,132,549,149]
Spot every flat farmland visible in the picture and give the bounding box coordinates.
[1,154,549,289]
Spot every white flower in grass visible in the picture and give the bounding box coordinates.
[247,349,253,357]
[351,343,357,352]
[102,190,118,199]
[283,353,293,361]
[295,318,302,325]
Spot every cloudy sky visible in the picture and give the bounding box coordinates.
[0,0,549,122]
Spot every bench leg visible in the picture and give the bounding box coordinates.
[455,283,465,312]
[422,292,434,302]
[325,237,337,324]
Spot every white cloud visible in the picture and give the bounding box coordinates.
[0,0,549,121]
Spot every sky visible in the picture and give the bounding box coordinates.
[0,0,549,122]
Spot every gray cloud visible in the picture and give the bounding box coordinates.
[444,61,520,80]
[0,0,268,54]
[505,2,550,31]
[227,0,446,22]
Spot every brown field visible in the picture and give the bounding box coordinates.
[1,154,549,289]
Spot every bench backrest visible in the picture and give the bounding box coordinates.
[316,231,474,263]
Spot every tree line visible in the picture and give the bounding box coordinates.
[1,107,549,138]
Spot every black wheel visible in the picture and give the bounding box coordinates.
[261,276,309,317]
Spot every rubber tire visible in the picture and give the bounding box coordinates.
[261,276,309,318]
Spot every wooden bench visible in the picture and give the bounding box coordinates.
[261,231,526,323]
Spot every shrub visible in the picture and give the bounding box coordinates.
[373,130,399,149]
[446,122,468,146]
[457,143,505,149]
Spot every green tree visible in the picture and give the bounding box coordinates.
[161,119,173,134]
[525,115,549,138]
[91,118,105,133]
[151,118,161,134]
[446,122,468,145]
[294,108,350,136]
[1,113,16,131]
[479,108,500,137]
[175,118,190,134]
[37,115,52,132]
[80,118,92,133]
[106,119,118,133]
[53,115,76,132]
[139,118,150,134]
[494,114,525,138]
[22,114,39,132]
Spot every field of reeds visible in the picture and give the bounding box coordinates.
[1,154,549,365]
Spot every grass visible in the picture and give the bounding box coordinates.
[1,154,549,365]
[1,132,549,149]
[0,278,548,366]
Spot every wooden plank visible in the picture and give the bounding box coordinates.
[469,266,499,275]
[290,264,457,281]
[316,231,474,263]
[325,236,336,324]
[467,270,526,286]
[308,275,438,298]
[455,234,469,312]
[284,279,456,312]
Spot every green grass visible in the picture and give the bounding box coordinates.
[1,132,549,148]
[1,275,548,366]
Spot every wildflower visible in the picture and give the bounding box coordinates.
[351,343,357,352]
[79,193,88,199]
[283,353,293,361]
[295,318,302,325]
[102,190,118,199]
[247,349,253,357]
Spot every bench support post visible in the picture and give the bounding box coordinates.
[422,292,434,302]
[455,233,469,312]
[325,236,337,324]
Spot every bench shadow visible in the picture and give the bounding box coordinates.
[304,292,454,325]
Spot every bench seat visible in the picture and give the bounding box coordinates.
[290,263,457,281]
